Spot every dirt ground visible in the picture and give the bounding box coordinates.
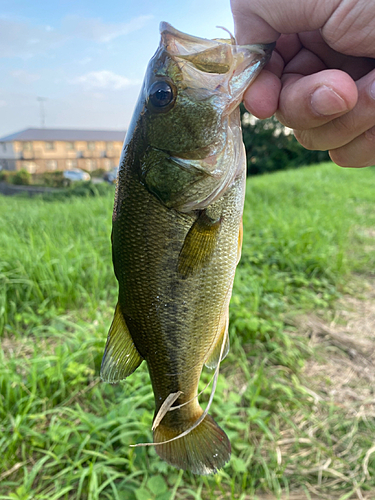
[4,279,375,499]
[257,277,375,500]
[301,278,375,421]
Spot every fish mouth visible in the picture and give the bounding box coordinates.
[160,22,228,55]
[159,22,274,112]
[159,21,274,56]
[159,21,274,70]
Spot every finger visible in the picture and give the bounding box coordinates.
[294,69,375,150]
[275,33,302,65]
[243,70,281,118]
[276,70,358,129]
[329,126,375,168]
[231,0,375,58]
[231,0,337,45]
[283,48,328,75]
[231,0,335,45]
[322,0,375,57]
[298,31,375,80]
[265,50,284,78]
[231,1,280,45]
[242,50,283,119]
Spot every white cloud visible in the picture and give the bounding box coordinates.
[10,69,40,83]
[62,14,153,43]
[0,14,153,58]
[0,18,61,58]
[70,70,140,90]
[77,57,93,65]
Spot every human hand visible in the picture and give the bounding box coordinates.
[231,0,375,167]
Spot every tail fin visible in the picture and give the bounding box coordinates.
[153,412,231,475]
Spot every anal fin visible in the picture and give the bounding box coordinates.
[237,217,243,264]
[178,211,221,278]
[205,314,230,370]
[100,303,143,383]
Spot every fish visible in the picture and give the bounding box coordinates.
[100,22,274,475]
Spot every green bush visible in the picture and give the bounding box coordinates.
[9,169,31,185]
[0,170,11,182]
[40,180,115,201]
[241,108,329,175]
[90,168,106,178]
[33,171,66,187]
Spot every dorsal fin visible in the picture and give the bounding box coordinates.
[100,303,143,383]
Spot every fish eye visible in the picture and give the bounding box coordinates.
[148,81,175,109]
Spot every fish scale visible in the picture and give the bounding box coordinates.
[100,22,274,474]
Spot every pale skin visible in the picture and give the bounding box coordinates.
[231,0,375,167]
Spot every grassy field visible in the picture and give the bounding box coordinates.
[1,162,375,499]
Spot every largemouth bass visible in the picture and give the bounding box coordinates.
[101,22,273,475]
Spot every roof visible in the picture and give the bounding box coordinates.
[0,128,126,142]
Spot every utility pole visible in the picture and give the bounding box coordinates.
[37,97,47,128]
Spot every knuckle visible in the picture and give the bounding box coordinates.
[293,130,319,151]
[330,114,356,137]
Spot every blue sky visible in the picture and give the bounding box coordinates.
[0,0,235,137]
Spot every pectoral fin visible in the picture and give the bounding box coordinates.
[178,211,221,278]
[100,303,143,383]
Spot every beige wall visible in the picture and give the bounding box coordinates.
[10,139,122,173]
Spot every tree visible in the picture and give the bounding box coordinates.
[241,106,329,176]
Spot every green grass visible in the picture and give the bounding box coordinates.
[0,190,116,336]
[1,163,375,499]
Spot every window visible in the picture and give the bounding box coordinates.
[66,159,77,169]
[107,141,113,150]
[23,142,32,151]
[66,142,75,150]
[87,141,95,151]
[46,160,57,171]
[1,142,6,153]
[45,141,55,150]
[22,162,36,174]
[104,159,113,169]
[85,159,97,171]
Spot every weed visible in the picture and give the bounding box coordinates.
[1,163,375,498]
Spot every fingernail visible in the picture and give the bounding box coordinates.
[311,85,348,116]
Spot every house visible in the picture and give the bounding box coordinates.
[0,128,126,174]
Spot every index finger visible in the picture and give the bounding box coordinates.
[230,0,338,44]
